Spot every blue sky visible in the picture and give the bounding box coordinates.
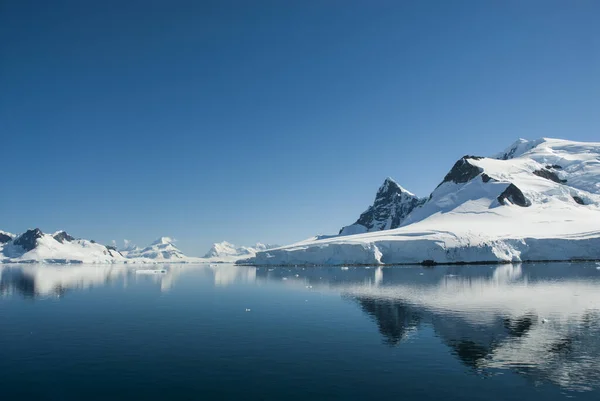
[1,1,598,255]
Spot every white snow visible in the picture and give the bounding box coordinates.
[248,138,600,266]
[202,241,279,263]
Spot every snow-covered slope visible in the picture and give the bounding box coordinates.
[202,241,278,262]
[246,138,600,266]
[339,177,426,235]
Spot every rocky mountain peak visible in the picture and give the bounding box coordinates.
[339,178,426,235]
[53,231,75,243]
[13,228,44,252]
[0,231,14,244]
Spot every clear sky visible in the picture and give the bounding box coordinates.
[1,0,598,255]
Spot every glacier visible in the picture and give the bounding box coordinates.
[245,138,600,266]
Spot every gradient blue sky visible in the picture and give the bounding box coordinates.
[1,1,598,255]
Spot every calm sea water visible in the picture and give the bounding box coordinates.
[1,262,599,400]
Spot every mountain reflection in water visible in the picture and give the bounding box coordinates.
[256,263,600,392]
[2,262,599,393]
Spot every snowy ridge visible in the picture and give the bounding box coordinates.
[246,138,600,266]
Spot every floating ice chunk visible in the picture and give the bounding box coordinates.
[245,308,251,312]
[136,269,166,274]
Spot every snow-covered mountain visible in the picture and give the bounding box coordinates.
[0,230,199,264]
[339,177,426,235]
[0,229,127,264]
[203,241,278,262]
[246,138,600,266]
[122,237,188,261]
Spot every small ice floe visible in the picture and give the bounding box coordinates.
[305,285,313,289]
[295,274,300,277]
[419,273,424,275]
[541,318,549,324]
[136,269,167,275]
[446,274,458,278]
[245,308,251,312]
[282,277,288,280]
[341,266,349,270]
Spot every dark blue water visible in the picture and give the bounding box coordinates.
[1,263,599,400]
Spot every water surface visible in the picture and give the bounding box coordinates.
[1,262,599,400]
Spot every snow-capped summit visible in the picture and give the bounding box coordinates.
[204,241,238,258]
[247,138,600,266]
[203,241,278,262]
[53,230,75,243]
[339,177,426,236]
[151,236,175,246]
[124,237,185,260]
[493,138,547,160]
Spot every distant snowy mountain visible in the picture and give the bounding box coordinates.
[246,138,600,266]
[339,177,426,235]
[0,229,126,264]
[0,230,199,264]
[122,237,188,261]
[203,241,278,262]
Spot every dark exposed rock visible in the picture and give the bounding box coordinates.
[438,157,483,187]
[546,164,563,170]
[499,147,519,160]
[0,233,12,244]
[497,184,531,207]
[13,229,43,252]
[481,173,496,183]
[340,178,426,234]
[533,169,567,184]
[573,196,585,205]
[105,245,123,257]
[421,259,437,266]
[53,231,75,243]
